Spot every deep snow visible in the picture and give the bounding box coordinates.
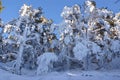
[0,69,120,80]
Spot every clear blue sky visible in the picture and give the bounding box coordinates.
[0,0,120,24]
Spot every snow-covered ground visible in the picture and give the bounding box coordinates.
[0,69,120,80]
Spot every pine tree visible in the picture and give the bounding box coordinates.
[3,4,58,74]
[58,4,82,69]
[3,4,43,74]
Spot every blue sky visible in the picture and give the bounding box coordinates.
[0,0,120,24]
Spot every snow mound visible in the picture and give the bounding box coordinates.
[110,40,120,53]
[37,52,58,75]
[73,41,89,60]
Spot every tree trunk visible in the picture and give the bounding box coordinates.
[14,26,28,74]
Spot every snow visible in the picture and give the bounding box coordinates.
[64,36,71,45]
[61,4,80,24]
[85,0,95,13]
[37,52,58,75]
[0,68,120,80]
[73,41,89,60]
[89,42,101,54]
[20,4,32,17]
[110,40,120,53]
[4,24,12,33]
[0,0,120,80]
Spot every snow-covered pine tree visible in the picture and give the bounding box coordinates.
[82,0,120,69]
[58,4,83,69]
[58,0,120,70]
[35,14,59,75]
[3,4,58,74]
[103,12,120,69]
[3,4,43,74]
